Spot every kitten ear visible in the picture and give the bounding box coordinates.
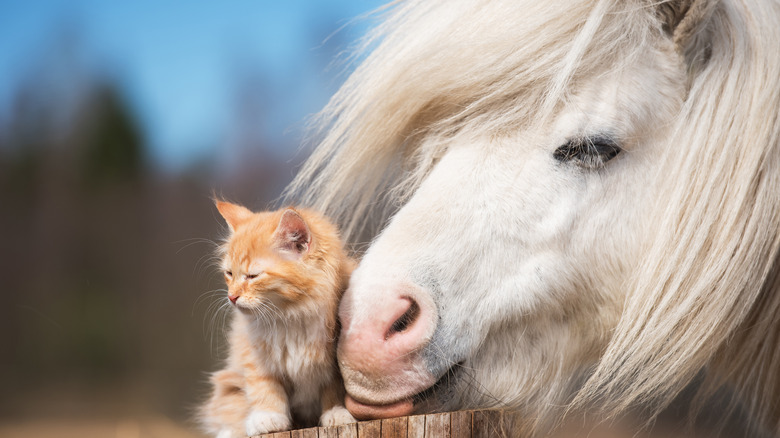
[274,209,311,258]
[215,200,253,232]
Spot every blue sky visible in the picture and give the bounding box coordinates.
[0,0,385,170]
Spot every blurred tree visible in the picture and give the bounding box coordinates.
[79,83,145,186]
[0,18,310,428]
[0,86,51,198]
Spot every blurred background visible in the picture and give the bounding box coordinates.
[0,1,384,436]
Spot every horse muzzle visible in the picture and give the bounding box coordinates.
[337,281,438,419]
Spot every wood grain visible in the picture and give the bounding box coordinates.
[424,413,450,438]
[407,414,426,438]
[379,416,407,438]
[356,419,381,437]
[337,423,358,438]
[450,410,472,438]
[472,410,504,438]
[289,428,318,438]
[319,425,338,438]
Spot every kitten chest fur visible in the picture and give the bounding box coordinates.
[231,305,337,422]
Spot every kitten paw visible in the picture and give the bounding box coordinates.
[319,405,357,427]
[245,410,291,436]
[216,429,235,438]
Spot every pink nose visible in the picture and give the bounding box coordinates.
[338,288,434,400]
[228,294,239,304]
[379,296,421,340]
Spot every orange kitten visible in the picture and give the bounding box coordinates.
[201,201,356,437]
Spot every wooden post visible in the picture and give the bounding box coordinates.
[254,410,526,438]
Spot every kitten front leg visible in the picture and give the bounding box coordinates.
[318,378,356,427]
[231,323,292,436]
[243,373,292,436]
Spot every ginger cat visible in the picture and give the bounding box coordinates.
[201,201,356,437]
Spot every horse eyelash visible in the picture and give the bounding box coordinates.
[553,135,622,168]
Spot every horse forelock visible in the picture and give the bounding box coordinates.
[286,0,780,434]
[285,0,661,240]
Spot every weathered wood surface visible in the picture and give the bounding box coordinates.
[256,410,526,438]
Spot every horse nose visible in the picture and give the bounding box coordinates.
[386,297,421,340]
[338,285,436,397]
[341,294,429,368]
[359,295,428,352]
[228,294,239,304]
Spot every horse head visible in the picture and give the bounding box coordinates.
[288,0,780,434]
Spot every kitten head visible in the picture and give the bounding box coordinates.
[215,200,349,318]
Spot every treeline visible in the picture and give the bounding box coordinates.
[0,44,296,422]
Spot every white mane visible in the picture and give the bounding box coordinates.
[286,0,780,434]
[288,0,657,239]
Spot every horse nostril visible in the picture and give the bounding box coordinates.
[387,299,420,339]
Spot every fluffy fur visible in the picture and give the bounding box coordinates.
[285,0,780,436]
[200,202,355,437]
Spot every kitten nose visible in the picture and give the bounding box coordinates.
[228,294,239,304]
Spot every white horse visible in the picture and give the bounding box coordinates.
[286,0,780,435]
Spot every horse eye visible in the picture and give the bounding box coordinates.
[553,136,622,168]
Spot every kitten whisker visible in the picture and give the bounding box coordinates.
[175,237,219,255]
[252,306,271,328]
[202,297,234,356]
[194,254,224,280]
[193,288,227,312]
[266,302,287,328]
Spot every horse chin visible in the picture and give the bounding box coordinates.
[339,362,436,411]
[344,395,415,420]
[343,363,463,420]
